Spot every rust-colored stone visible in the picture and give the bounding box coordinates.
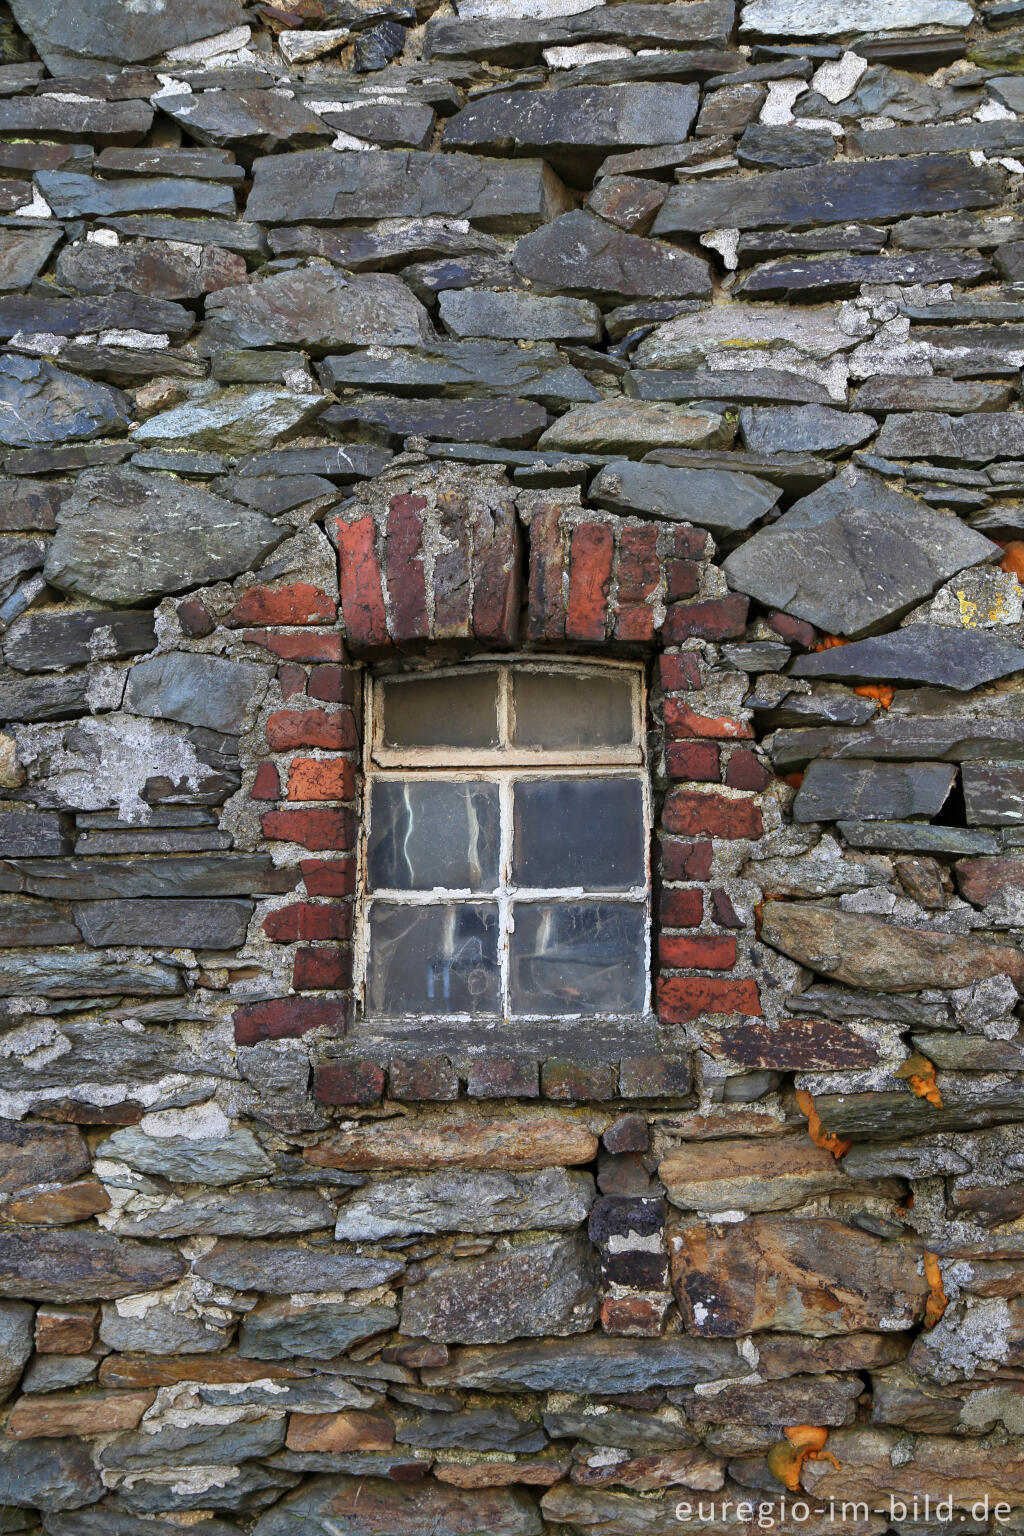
[8,1390,155,1438]
[286,1411,395,1452]
[305,1113,599,1171]
[566,522,613,642]
[35,1305,98,1355]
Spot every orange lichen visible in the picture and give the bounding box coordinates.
[897,1051,943,1109]
[999,541,1024,583]
[783,772,804,791]
[853,683,896,709]
[812,635,849,651]
[768,1427,841,1492]
[923,1251,948,1329]
[795,1089,851,1160]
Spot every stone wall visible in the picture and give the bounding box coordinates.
[2,0,1024,1528]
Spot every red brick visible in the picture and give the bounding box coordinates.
[466,1058,539,1099]
[234,996,346,1045]
[177,598,214,637]
[711,888,743,928]
[725,747,771,791]
[435,489,473,638]
[286,757,356,802]
[666,559,700,601]
[616,525,659,600]
[315,1060,385,1105]
[293,946,352,991]
[263,903,351,942]
[541,1059,617,1102]
[659,887,703,927]
[661,839,713,881]
[663,789,763,840]
[666,699,751,740]
[335,513,390,652]
[768,611,818,649]
[659,653,701,692]
[658,934,737,970]
[265,709,355,751]
[261,807,355,852]
[308,665,357,704]
[301,858,355,897]
[665,740,720,781]
[278,663,306,699]
[619,1054,692,1097]
[243,630,345,663]
[664,595,749,642]
[386,493,429,642]
[614,604,656,642]
[226,582,336,628]
[566,522,613,642]
[471,494,521,645]
[673,525,708,559]
[390,1056,459,1102]
[250,762,280,801]
[657,975,761,1024]
[527,503,565,642]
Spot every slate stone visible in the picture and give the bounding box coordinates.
[792,760,957,822]
[855,378,1013,415]
[402,1232,598,1344]
[73,898,252,949]
[0,951,182,997]
[792,626,1024,691]
[0,1436,102,1511]
[204,266,434,353]
[740,0,973,35]
[321,395,549,448]
[963,761,1024,827]
[22,1354,99,1393]
[443,84,699,184]
[439,288,601,343]
[770,715,1024,769]
[738,251,992,300]
[0,674,89,721]
[100,1418,286,1473]
[4,609,156,673]
[739,405,876,457]
[737,124,837,169]
[269,219,506,271]
[303,98,435,149]
[102,214,266,258]
[0,1298,36,1402]
[239,1299,399,1359]
[194,1240,403,1293]
[839,822,999,856]
[110,1189,335,1239]
[36,171,236,219]
[251,1477,542,1536]
[0,1230,185,1302]
[335,1168,595,1241]
[627,368,832,406]
[653,156,1003,236]
[424,2,734,65]
[539,402,730,456]
[321,342,599,408]
[0,97,152,142]
[760,900,1024,991]
[156,90,331,152]
[876,411,1024,466]
[397,1407,547,1453]
[512,209,711,302]
[95,1126,274,1185]
[0,293,192,342]
[850,121,1024,159]
[0,228,62,293]
[0,356,132,449]
[722,467,998,638]
[631,302,850,371]
[247,149,572,232]
[98,1299,235,1356]
[9,0,242,68]
[590,459,777,533]
[424,1334,744,1392]
[44,467,285,604]
[0,895,80,947]
[0,812,72,858]
[114,1467,298,1515]
[130,385,325,456]
[56,239,246,302]
[124,653,267,735]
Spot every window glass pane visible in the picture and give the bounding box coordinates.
[380,670,500,749]
[510,901,646,1015]
[368,902,500,1015]
[513,778,645,890]
[367,781,499,891]
[513,669,635,750]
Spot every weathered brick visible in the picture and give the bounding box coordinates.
[666,559,700,601]
[263,902,351,942]
[307,665,357,704]
[261,807,355,851]
[601,1296,670,1336]
[226,582,336,627]
[616,525,660,603]
[293,946,352,991]
[664,595,749,642]
[663,789,763,840]
[659,887,703,927]
[278,662,306,698]
[725,746,771,791]
[614,604,656,642]
[541,1059,617,1102]
[315,1059,385,1105]
[265,708,356,751]
[527,503,566,642]
[250,762,280,801]
[234,996,347,1045]
[434,488,472,638]
[661,839,713,880]
[286,757,356,802]
[301,857,355,897]
[711,887,743,928]
[768,611,817,648]
[177,597,214,637]
[466,1057,539,1099]
[665,740,720,781]
[566,522,613,642]
[244,629,345,663]
[471,493,520,645]
[386,492,429,642]
[658,934,737,969]
[665,700,751,740]
[657,975,761,1024]
[673,525,709,560]
[335,512,390,653]
[618,1055,693,1098]
[390,1056,460,1102]
[659,653,701,692]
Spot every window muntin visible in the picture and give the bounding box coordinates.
[359,659,650,1022]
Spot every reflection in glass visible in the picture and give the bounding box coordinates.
[514,778,645,890]
[381,670,499,749]
[367,903,500,1015]
[510,902,645,1015]
[513,670,634,749]
[367,781,499,891]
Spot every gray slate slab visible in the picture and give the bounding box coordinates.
[0,356,132,448]
[124,653,268,735]
[590,459,778,532]
[792,759,957,822]
[73,898,253,949]
[513,209,711,302]
[792,626,1024,691]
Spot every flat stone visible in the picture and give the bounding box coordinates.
[856,378,1012,415]
[964,761,1024,827]
[0,294,192,344]
[769,716,1024,770]
[590,460,778,533]
[793,760,957,822]
[156,89,331,152]
[0,673,95,721]
[239,1299,399,1359]
[739,404,876,456]
[0,97,152,142]
[631,302,851,370]
[270,219,505,272]
[98,1298,235,1356]
[36,171,236,219]
[444,85,700,184]
[793,626,1024,691]
[660,1140,853,1213]
[0,229,62,293]
[321,396,549,448]
[401,1232,599,1344]
[96,146,244,180]
[423,1335,746,1392]
[0,356,131,449]
[8,1390,154,1439]
[538,401,730,455]
[321,342,599,408]
[73,898,252,949]
[439,288,600,343]
[2,854,296,899]
[740,253,991,302]
[0,1435,102,1511]
[124,653,267,734]
[841,822,999,856]
[205,266,433,352]
[0,1121,90,1196]
[110,1188,334,1239]
[305,98,435,148]
[760,899,1024,991]
[679,1374,864,1426]
[95,1125,274,1185]
[814,1082,1024,1142]
[629,368,832,406]
[22,1354,99,1393]
[722,467,997,637]
[0,1299,33,1403]
[247,149,572,233]
[0,811,73,859]
[250,1476,543,1536]
[130,385,325,456]
[799,1426,1024,1509]
[0,951,182,997]
[0,1230,184,1303]
[851,121,1024,159]
[194,1240,403,1293]
[44,467,284,604]
[875,411,1024,466]
[424,3,734,65]
[335,1168,595,1240]
[701,1017,880,1070]
[740,0,973,37]
[56,239,246,302]
[737,124,837,170]
[543,1405,699,1452]
[653,156,1003,236]
[669,1217,928,1336]
[0,895,79,947]
[9,0,242,68]
[306,1113,598,1170]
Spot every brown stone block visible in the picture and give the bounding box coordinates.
[5,1178,110,1226]
[436,1458,569,1487]
[7,1389,155,1438]
[659,1140,852,1214]
[600,1295,670,1336]
[35,1305,98,1355]
[389,1056,460,1102]
[286,1410,395,1452]
[702,1018,880,1071]
[305,1113,599,1170]
[571,1447,724,1492]
[541,1059,617,1102]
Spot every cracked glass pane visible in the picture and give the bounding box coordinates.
[368,902,500,1015]
[512,669,634,749]
[513,777,645,890]
[367,780,500,891]
[380,669,500,749]
[510,901,646,1015]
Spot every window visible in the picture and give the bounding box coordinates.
[358,659,650,1021]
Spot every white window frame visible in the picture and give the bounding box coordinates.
[355,656,652,1024]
